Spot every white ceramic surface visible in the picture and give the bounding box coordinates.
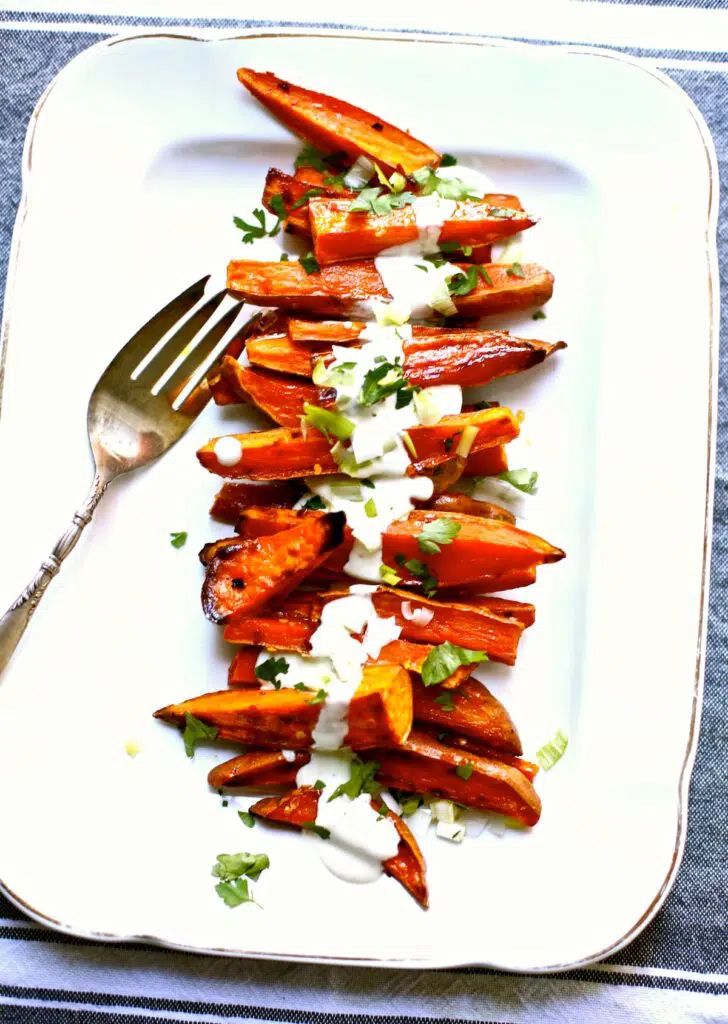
[0,29,718,971]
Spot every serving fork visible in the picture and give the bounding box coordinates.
[0,276,246,674]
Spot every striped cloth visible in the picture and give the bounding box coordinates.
[0,3,726,1022]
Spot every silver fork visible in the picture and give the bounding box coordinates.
[0,276,246,674]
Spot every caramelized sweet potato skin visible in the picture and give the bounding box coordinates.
[197,407,516,479]
[412,676,522,755]
[423,731,539,781]
[227,259,554,318]
[309,197,536,265]
[155,663,412,751]
[288,318,366,343]
[245,333,326,378]
[202,512,346,623]
[238,68,440,175]
[249,786,428,907]
[374,730,541,825]
[222,579,527,665]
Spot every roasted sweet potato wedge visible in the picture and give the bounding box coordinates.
[249,786,428,907]
[244,327,565,392]
[238,68,440,176]
[202,511,346,623]
[416,492,516,523]
[309,197,536,265]
[412,677,522,755]
[288,318,366,344]
[383,511,565,587]
[220,359,335,427]
[374,730,541,825]
[197,406,518,479]
[155,663,412,751]
[422,731,539,781]
[227,259,554,319]
[262,168,351,237]
[222,578,528,665]
[210,481,304,521]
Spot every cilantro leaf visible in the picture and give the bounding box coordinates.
[170,531,188,549]
[435,692,456,712]
[506,262,525,279]
[238,811,255,829]
[455,763,474,781]
[182,713,218,758]
[279,253,290,262]
[349,187,417,216]
[211,851,269,882]
[313,779,326,791]
[290,187,325,211]
[294,143,331,172]
[327,757,380,802]
[416,517,461,555]
[215,878,257,908]
[293,682,312,692]
[300,252,320,275]
[302,821,331,839]
[411,166,478,200]
[359,360,416,407]
[233,209,280,243]
[309,689,328,705]
[402,558,438,597]
[532,310,546,320]
[302,495,326,511]
[399,795,422,816]
[421,642,488,687]
[498,468,538,494]
[440,153,458,167]
[268,194,287,221]
[448,265,492,297]
[255,656,289,687]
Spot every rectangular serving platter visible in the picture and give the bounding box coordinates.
[0,29,718,971]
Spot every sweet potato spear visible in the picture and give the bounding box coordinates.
[221,577,528,665]
[227,259,554,319]
[422,731,539,781]
[237,68,440,176]
[210,480,304,521]
[383,511,564,587]
[309,197,536,265]
[262,168,350,236]
[375,730,541,825]
[202,511,345,623]
[242,327,565,391]
[416,492,516,524]
[197,406,518,479]
[219,359,335,427]
[248,787,428,907]
[412,677,522,754]
[155,663,412,751]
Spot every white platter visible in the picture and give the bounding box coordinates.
[0,29,718,972]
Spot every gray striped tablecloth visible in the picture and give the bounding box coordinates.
[0,4,726,1022]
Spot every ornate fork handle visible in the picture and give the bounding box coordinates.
[0,473,109,674]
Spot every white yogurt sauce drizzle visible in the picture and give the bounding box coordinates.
[249,163,507,880]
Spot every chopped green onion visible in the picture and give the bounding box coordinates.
[379,564,402,586]
[238,811,255,828]
[303,403,354,441]
[536,729,568,771]
[364,498,377,518]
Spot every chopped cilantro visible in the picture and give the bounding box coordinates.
[170,531,188,549]
[290,187,325,211]
[279,253,290,262]
[364,498,377,518]
[435,692,456,712]
[309,689,328,705]
[328,758,380,802]
[234,209,280,243]
[212,851,269,882]
[455,763,474,781]
[402,558,438,597]
[255,656,289,687]
[449,265,492,296]
[498,468,538,494]
[416,517,461,555]
[421,642,488,687]
[506,262,525,279]
[302,495,327,511]
[313,779,326,791]
[238,811,255,829]
[440,153,458,167]
[294,143,331,172]
[300,251,320,275]
[349,186,417,215]
[182,713,218,758]
[532,310,546,320]
[215,878,257,908]
[302,821,331,839]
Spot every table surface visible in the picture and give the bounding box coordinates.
[0,3,726,1022]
